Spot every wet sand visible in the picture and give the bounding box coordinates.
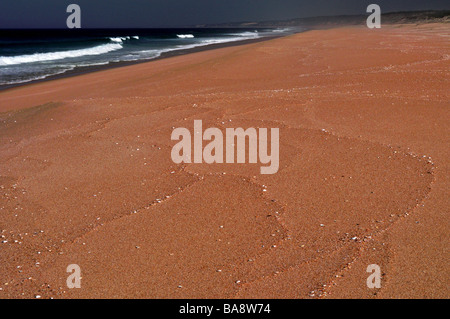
[0,23,448,299]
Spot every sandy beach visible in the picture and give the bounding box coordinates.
[0,23,448,299]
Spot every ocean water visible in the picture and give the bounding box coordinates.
[0,28,296,86]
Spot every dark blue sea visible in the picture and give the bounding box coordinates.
[0,28,297,86]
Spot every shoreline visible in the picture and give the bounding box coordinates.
[0,32,294,92]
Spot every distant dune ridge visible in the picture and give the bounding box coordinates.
[199,10,450,28]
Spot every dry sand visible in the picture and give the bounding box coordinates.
[0,24,448,299]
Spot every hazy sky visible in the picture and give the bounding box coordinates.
[0,0,448,28]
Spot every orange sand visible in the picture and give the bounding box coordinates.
[0,24,448,299]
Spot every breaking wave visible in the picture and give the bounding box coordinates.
[0,43,123,66]
[177,34,195,39]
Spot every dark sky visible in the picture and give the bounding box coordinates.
[0,0,448,28]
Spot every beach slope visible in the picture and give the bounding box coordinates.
[0,23,448,299]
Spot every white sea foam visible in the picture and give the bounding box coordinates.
[121,31,262,63]
[177,34,195,39]
[109,36,132,43]
[121,50,163,61]
[149,31,262,58]
[0,43,123,66]
[0,59,116,85]
[110,37,124,43]
[228,31,259,38]
[195,33,260,46]
[272,28,291,33]
[0,67,75,85]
